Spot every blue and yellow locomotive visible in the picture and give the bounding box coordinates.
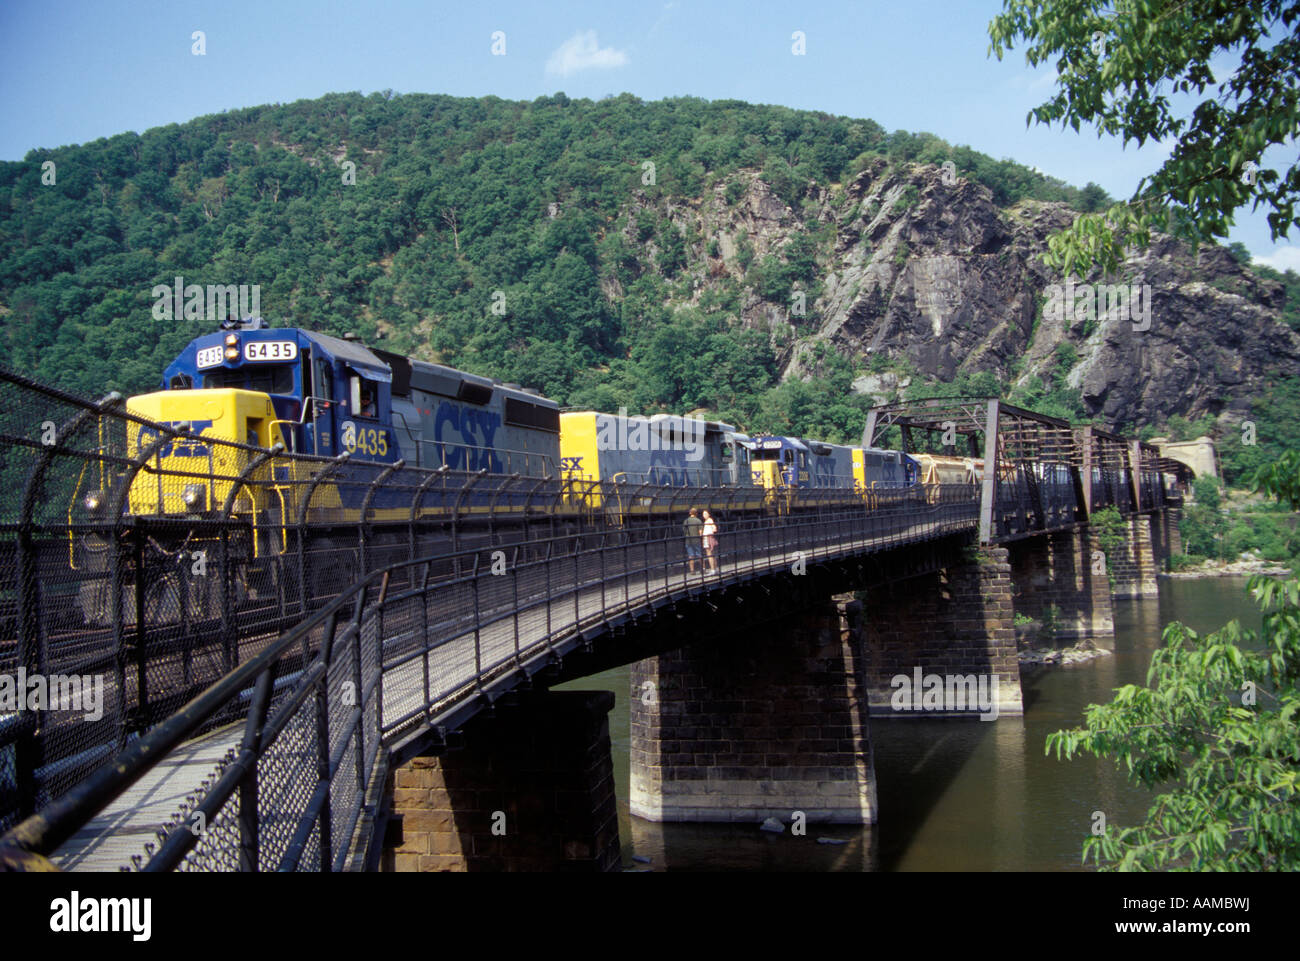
[746,435,919,493]
[139,318,560,482]
[78,321,566,623]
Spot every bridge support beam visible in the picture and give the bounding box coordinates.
[1150,508,1182,569]
[1168,507,1183,558]
[1109,516,1159,598]
[861,544,1023,718]
[381,691,621,872]
[1007,530,1114,641]
[630,599,876,824]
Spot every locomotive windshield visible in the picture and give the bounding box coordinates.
[202,364,295,394]
[754,447,800,470]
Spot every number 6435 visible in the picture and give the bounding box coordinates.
[343,424,388,457]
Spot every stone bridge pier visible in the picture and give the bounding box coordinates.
[1108,515,1161,598]
[630,597,877,825]
[1006,530,1115,640]
[380,691,622,872]
[628,533,1050,824]
[1149,508,1182,571]
[859,544,1023,718]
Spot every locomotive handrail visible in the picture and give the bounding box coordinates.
[412,435,557,479]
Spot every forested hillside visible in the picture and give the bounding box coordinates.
[2,91,1297,479]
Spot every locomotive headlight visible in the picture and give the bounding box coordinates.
[182,484,205,508]
[224,333,239,346]
[83,490,104,513]
[224,346,239,360]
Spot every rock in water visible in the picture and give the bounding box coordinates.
[759,817,785,833]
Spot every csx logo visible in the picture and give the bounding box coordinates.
[139,420,214,457]
[560,456,584,472]
[434,402,502,472]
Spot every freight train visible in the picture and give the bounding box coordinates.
[72,320,959,624]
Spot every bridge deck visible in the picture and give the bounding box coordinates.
[378,515,955,738]
[56,724,242,872]
[55,512,969,870]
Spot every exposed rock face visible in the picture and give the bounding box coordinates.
[1061,238,1294,426]
[641,160,1299,431]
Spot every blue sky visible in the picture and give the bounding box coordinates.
[0,0,1294,269]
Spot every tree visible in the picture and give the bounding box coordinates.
[0,90,1128,416]
[1077,181,1110,213]
[441,207,461,255]
[1193,475,1222,511]
[1088,505,1126,585]
[1047,454,1300,870]
[989,0,1300,276]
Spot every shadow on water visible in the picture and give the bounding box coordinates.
[556,576,1267,871]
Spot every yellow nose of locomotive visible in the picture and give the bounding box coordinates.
[752,459,784,491]
[124,388,279,515]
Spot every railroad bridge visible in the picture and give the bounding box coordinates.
[0,371,1191,872]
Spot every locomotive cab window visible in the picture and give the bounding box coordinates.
[169,373,193,390]
[350,374,379,419]
[312,358,333,411]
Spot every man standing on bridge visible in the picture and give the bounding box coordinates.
[683,507,703,572]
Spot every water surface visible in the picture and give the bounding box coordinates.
[557,576,1265,871]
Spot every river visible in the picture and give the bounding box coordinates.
[554,576,1266,871]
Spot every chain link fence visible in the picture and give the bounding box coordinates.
[0,366,612,833]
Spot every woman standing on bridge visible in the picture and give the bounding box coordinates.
[701,510,719,573]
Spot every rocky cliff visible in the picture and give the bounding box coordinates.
[643,159,1298,431]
